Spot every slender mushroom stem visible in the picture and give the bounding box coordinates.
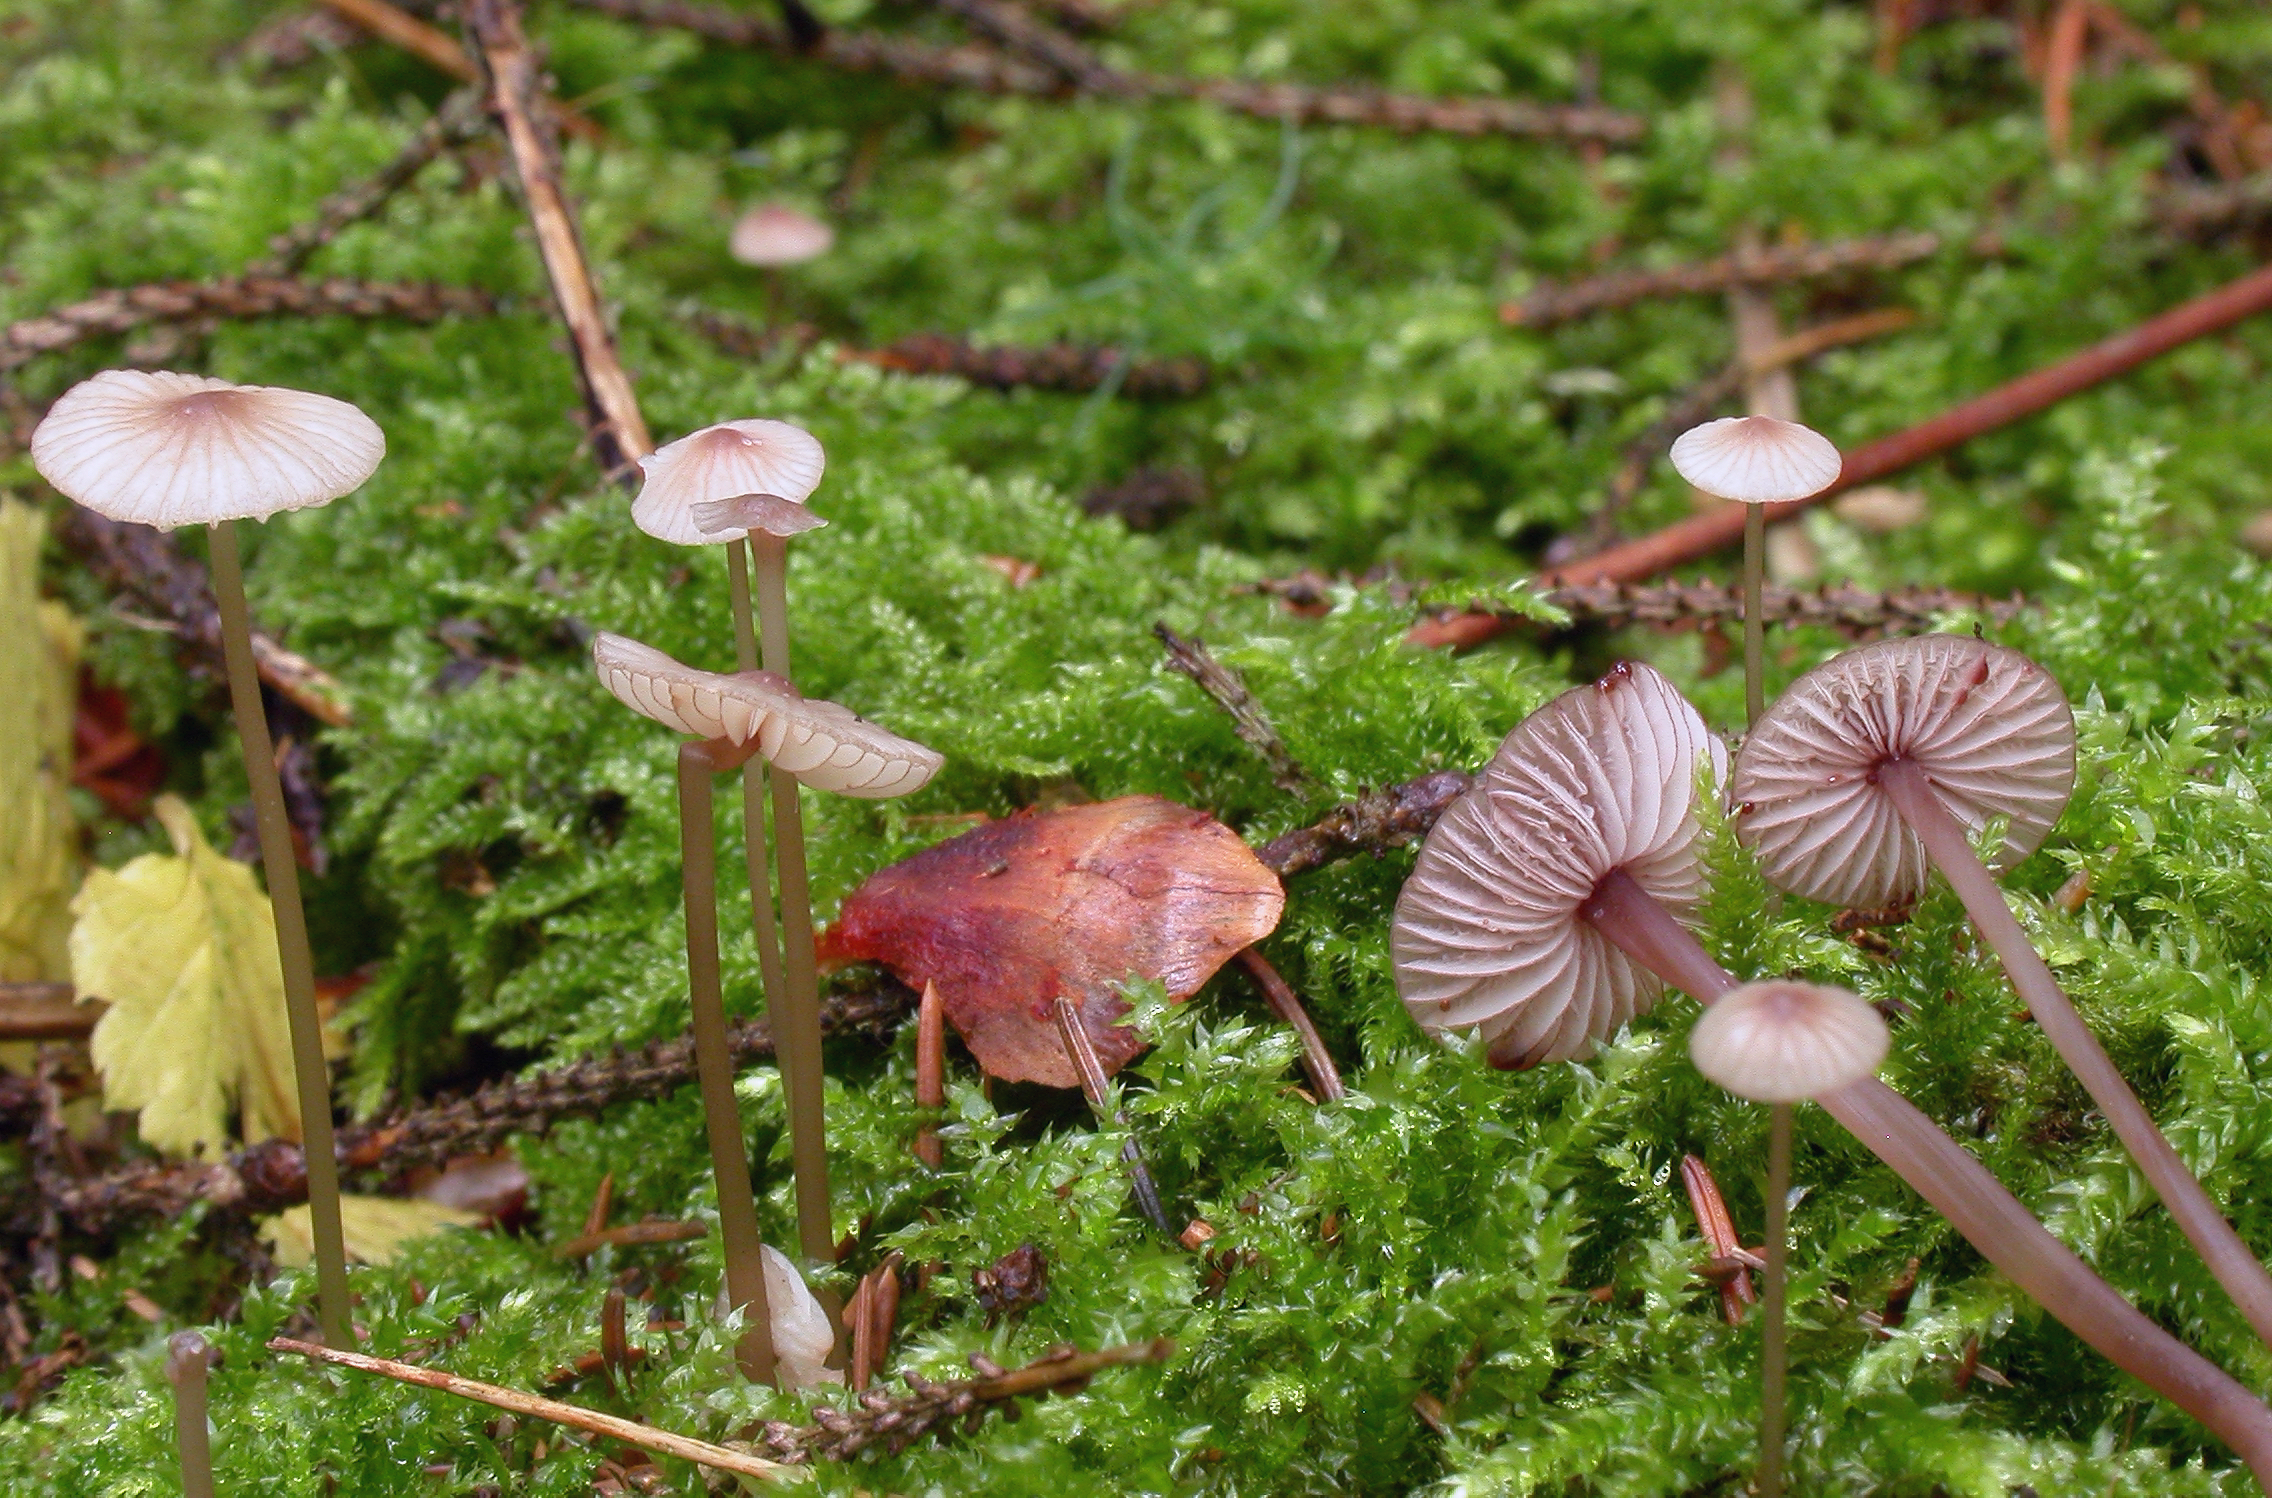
[1052,994,1174,1236]
[1583,868,2272,1481]
[748,531,834,1266]
[206,519,350,1349]
[166,1331,215,1498]
[1759,1101,1791,1498]
[914,981,945,1169]
[726,541,794,1115]
[1232,948,1345,1102]
[1877,757,2272,1353]
[677,738,776,1386]
[1743,504,1766,727]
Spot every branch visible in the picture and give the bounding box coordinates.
[249,89,492,278]
[1153,623,1313,794]
[466,0,653,482]
[1409,580,2028,651]
[312,0,607,142]
[564,0,1643,144]
[0,986,97,1043]
[1501,231,1957,329]
[1254,771,1473,879]
[847,332,1211,399]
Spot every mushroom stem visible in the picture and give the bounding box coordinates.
[677,738,776,1386]
[1583,868,2272,1479]
[748,531,834,1266]
[1742,504,1766,727]
[166,1331,215,1498]
[725,540,792,1074]
[914,981,945,1170]
[206,519,350,1349]
[1760,1101,1791,1498]
[1877,757,2272,1353]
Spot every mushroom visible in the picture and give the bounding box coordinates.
[729,203,834,268]
[1688,980,1889,1498]
[1391,662,2272,1477]
[1667,415,1842,724]
[594,631,936,1382]
[166,1330,218,1498]
[1731,633,2272,1354]
[632,418,843,1267]
[31,370,383,1349]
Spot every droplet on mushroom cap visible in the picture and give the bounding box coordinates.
[692,492,828,541]
[1730,634,2074,909]
[1392,661,1726,1070]
[730,204,834,267]
[633,420,826,546]
[31,370,384,530]
[1689,980,1889,1103]
[1668,415,1842,505]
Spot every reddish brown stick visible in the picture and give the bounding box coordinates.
[1680,1154,1757,1325]
[1542,258,2272,588]
[850,1252,902,1392]
[1230,949,1344,1103]
[913,982,945,1170]
[550,1218,710,1261]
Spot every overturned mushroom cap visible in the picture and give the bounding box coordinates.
[730,204,834,268]
[692,492,827,540]
[1393,662,1727,1070]
[592,633,940,798]
[1668,415,1842,505]
[1730,634,2074,909]
[31,370,384,530]
[1689,979,1889,1103]
[633,420,825,546]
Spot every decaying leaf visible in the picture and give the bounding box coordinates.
[261,1195,479,1268]
[817,795,1284,1087]
[69,795,299,1157]
[0,499,83,984]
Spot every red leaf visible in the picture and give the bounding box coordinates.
[818,796,1284,1087]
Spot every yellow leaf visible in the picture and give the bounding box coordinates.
[70,796,301,1157]
[260,1195,479,1268]
[0,499,82,984]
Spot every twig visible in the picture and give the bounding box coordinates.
[311,0,606,142]
[1680,1154,1757,1325]
[0,276,499,375]
[1254,771,1473,879]
[564,0,1643,144]
[1409,580,2028,652]
[1230,948,1343,1102]
[934,0,1120,91]
[1502,232,1957,329]
[550,1218,710,1260]
[467,0,653,482]
[1153,623,1313,794]
[846,332,1211,399]
[268,1338,792,1481]
[1542,257,2272,588]
[249,89,491,277]
[914,982,945,1170]
[1052,995,1173,1236]
[0,986,98,1043]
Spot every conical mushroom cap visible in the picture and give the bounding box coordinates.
[1730,635,2074,909]
[1393,661,1727,1070]
[1690,979,1888,1103]
[1668,415,1842,504]
[730,204,834,267]
[633,420,825,546]
[31,370,384,530]
[592,633,940,798]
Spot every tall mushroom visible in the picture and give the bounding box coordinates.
[1393,662,2272,1479]
[593,631,939,1382]
[632,419,839,1266]
[1689,980,1889,1498]
[31,370,383,1348]
[1731,632,2272,1353]
[1667,416,1842,723]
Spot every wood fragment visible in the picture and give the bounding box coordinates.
[1052,995,1173,1236]
[312,0,605,141]
[1680,1154,1756,1324]
[0,986,100,1043]
[1229,948,1344,1103]
[269,1337,792,1481]
[551,1219,710,1261]
[845,332,1211,399]
[249,89,492,278]
[1254,771,1473,879]
[1502,232,1957,329]
[914,983,945,1170]
[1410,579,2025,653]
[1153,623,1313,794]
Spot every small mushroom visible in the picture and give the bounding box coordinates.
[31,370,382,1350]
[1387,662,2272,1476]
[1668,414,1842,725]
[634,421,825,547]
[166,1330,219,1498]
[1688,980,1889,1498]
[1733,634,2272,1355]
[729,203,834,268]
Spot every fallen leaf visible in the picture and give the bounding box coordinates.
[817,795,1283,1086]
[261,1195,479,1268]
[0,500,82,983]
[70,795,299,1156]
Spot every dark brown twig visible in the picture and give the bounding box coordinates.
[1409,580,2028,652]
[934,0,1119,91]
[847,333,1211,399]
[1254,771,1473,879]
[1153,623,1313,794]
[550,1218,710,1260]
[1502,232,1956,329]
[249,89,492,278]
[1052,994,1173,1236]
[1230,948,1344,1102]
[1680,1154,1757,1325]
[0,986,98,1043]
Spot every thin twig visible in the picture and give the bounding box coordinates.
[1502,232,1959,329]
[934,0,1120,91]
[1230,948,1344,1102]
[1680,1154,1757,1325]
[1153,623,1313,794]
[1052,995,1173,1236]
[467,0,653,482]
[1254,771,1473,879]
[249,89,492,277]
[1409,579,2028,652]
[312,0,607,141]
[550,1218,710,1261]
[845,332,1211,399]
[0,986,98,1043]
[268,1338,792,1481]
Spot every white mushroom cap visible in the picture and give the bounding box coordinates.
[31,370,384,530]
[1730,635,2074,909]
[593,632,940,798]
[632,420,825,547]
[730,204,834,268]
[1668,415,1842,505]
[1393,661,1727,1070]
[1689,979,1889,1103]
[760,1244,844,1389]
[691,492,828,541]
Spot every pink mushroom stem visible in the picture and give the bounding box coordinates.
[1877,757,2272,1354]
[1586,868,2272,1482]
